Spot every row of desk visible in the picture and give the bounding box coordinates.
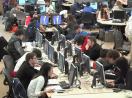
[23,41,132,98]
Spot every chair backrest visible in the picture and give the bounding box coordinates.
[3,55,15,75]
[113,29,123,49]
[12,78,28,98]
[125,69,132,90]
[81,12,94,24]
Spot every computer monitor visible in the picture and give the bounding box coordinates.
[75,47,82,62]
[64,41,73,58]
[40,15,49,26]
[52,15,62,25]
[113,10,126,21]
[58,52,65,72]
[51,31,59,45]
[57,34,66,51]
[90,2,97,10]
[18,0,26,5]
[35,30,43,47]
[39,5,46,14]
[68,63,77,86]
[131,11,132,16]
[48,43,54,62]
[95,61,106,85]
[102,1,108,6]
[27,0,36,4]
[43,39,49,55]
[52,2,56,11]
[81,54,91,74]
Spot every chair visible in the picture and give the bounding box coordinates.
[80,12,95,30]
[2,68,13,98]
[12,78,28,98]
[113,29,130,56]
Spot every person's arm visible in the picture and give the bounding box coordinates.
[34,76,45,96]
[14,41,25,56]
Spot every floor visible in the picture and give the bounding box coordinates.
[0,16,130,97]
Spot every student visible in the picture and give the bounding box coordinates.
[105,50,120,70]
[27,62,54,98]
[73,25,89,42]
[82,2,96,13]
[106,57,130,88]
[16,53,39,90]
[14,48,42,73]
[7,29,25,61]
[45,1,54,14]
[97,49,109,66]
[84,36,101,60]
[97,4,110,20]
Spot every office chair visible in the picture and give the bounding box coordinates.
[12,78,28,98]
[113,29,130,56]
[2,68,13,98]
[80,12,95,30]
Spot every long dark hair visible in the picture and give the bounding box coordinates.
[34,62,53,90]
[101,4,108,19]
[115,57,130,78]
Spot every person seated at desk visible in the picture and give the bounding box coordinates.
[112,0,124,11]
[97,49,109,67]
[64,14,78,40]
[73,25,89,43]
[106,57,130,88]
[13,48,42,74]
[45,1,55,14]
[7,29,25,62]
[84,36,101,61]
[97,4,110,21]
[27,62,54,98]
[16,52,39,90]
[82,2,96,13]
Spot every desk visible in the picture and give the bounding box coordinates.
[97,19,126,26]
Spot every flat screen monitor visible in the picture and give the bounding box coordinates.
[96,61,106,85]
[39,5,46,14]
[53,15,62,25]
[102,1,108,6]
[40,15,49,26]
[75,47,82,62]
[18,0,26,5]
[113,10,126,20]
[68,63,77,86]
[43,39,49,55]
[81,54,91,74]
[48,43,54,62]
[27,0,36,4]
[131,11,132,16]
[52,2,56,10]
[64,41,73,58]
[35,30,43,47]
[58,52,65,72]
[90,2,97,10]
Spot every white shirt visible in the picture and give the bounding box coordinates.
[46,5,54,13]
[27,76,45,98]
[14,52,29,72]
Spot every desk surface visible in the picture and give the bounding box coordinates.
[62,3,73,7]
[97,19,126,26]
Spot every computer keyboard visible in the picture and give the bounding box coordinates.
[59,81,70,89]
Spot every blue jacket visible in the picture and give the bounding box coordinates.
[83,6,96,13]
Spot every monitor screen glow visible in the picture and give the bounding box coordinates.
[90,2,97,10]
[53,15,62,25]
[40,16,49,25]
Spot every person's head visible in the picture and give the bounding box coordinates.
[101,4,108,12]
[14,29,24,40]
[26,52,38,66]
[34,62,53,89]
[100,49,109,59]
[86,2,90,6]
[74,25,81,33]
[75,36,85,46]
[32,48,42,59]
[45,1,50,6]
[14,3,21,11]
[106,50,120,64]
[88,36,96,47]
[115,57,129,78]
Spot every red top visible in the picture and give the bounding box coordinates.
[81,36,89,52]
[25,16,31,27]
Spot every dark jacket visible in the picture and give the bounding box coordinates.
[84,43,101,60]
[16,61,38,90]
[7,35,24,61]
